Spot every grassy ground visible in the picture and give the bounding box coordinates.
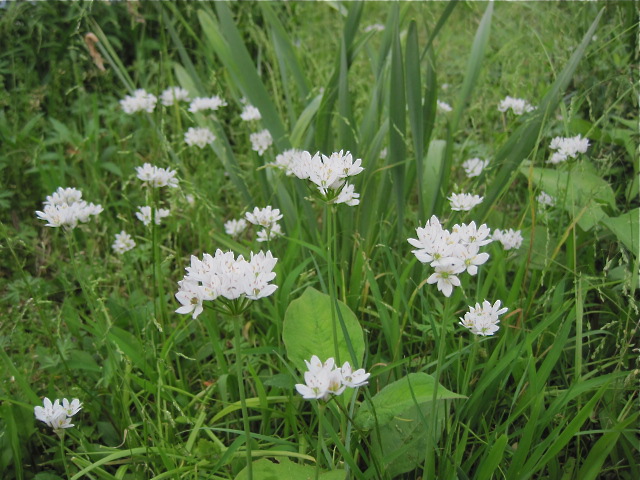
[0,1,638,479]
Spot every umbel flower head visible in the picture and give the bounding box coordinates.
[462,157,489,178]
[135,163,179,188]
[120,89,157,114]
[295,355,369,401]
[408,216,492,297]
[448,192,483,212]
[250,129,273,156]
[497,96,536,115]
[112,230,136,254]
[35,187,103,230]
[189,95,227,113]
[245,206,284,242]
[492,228,523,251]
[34,397,82,434]
[272,149,364,206]
[184,127,216,149]
[547,134,590,164]
[175,249,278,319]
[160,86,190,106]
[459,300,508,336]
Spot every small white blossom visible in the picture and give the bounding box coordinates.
[136,206,170,226]
[537,191,555,207]
[250,129,273,156]
[462,157,489,178]
[295,355,369,401]
[497,96,536,115]
[34,397,82,434]
[492,228,523,251]
[189,96,227,113]
[184,127,216,148]
[174,249,278,318]
[240,104,261,122]
[459,300,508,336]
[160,86,190,106]
[547,134,590,164]
[135,163,179,188]
[437,100,452,112]
[35,187,102,230]
[120,89,157,114]
[427,261,465,297]
[112,230,136,254]
[363,23,385,33]
[224,218,248,237]
[449,193,483,211]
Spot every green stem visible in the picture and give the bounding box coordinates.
[315,402,326,480]
[325,204,340,363]
[59,432,70,478]
[232,317,253,479]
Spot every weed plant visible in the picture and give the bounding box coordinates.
[0,1,638,479]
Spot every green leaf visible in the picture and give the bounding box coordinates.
[282,287,365,371]
[520,163,616,231]
[354,372,463,431]
[235,458,344,480]
[600,208,639,257]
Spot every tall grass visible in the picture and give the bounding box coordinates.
[0,1,637,479]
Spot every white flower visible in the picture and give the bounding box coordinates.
[250,129,273,156]
[333,182,360,206]
[35,187,102,230]
[427,261,465,297]
[497,96,536,115]
[462,157,489,178]
[437,100,452,112]
[189,96,227,113]
[160,86,190,106]
[537,191,555,207]
[184,127,216,148]
[493,228,523,251]
[459,300,508,336]
[136,206,170,226]
[295,355,368,401]
[256,223,283,243]
[245,206,283,228]
[272,149,305,176]
[34,397,82,433]
[112,231,136,254]
[120,89,157,114]
[379,147,388,159]
[363,23,385,33]
[240,104,261,122]
[448,193,483,211]
[547,134,590,164]
[174,249,278,318]
[135,163,179,188]
[224,218,248,237]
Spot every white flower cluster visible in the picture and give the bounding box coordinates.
[449,192,484,212]
[497,96,536,115]
[547,134,590,164]
[136,205,170,226]
[135,163,179,188]
[175,249,278,319]
[184,127,216,148]
[224,218,248,238]
[295,355,369,401]
[437,100,453,112]
[240,104,261,122]
[537,191,555,207]
[462,157,489,178]
[112,230,136,254]
[273,149,363,206]
[160,86,190,106]
[245,206,284,242]
[36,187,103,230]
[189,95,228,113]
[459,300,508,336]
[408,216,492,297]
[34,397,82,433]
[120,89,157,114]
[250,129,273,156]
[492,228,523,251]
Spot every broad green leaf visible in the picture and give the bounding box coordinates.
[600,208,639,257]
[354,372,463,431]
[235,458,344,480]
[520,164,615,231]
[282,287,365,371]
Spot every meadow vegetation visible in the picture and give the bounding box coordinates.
[0,1,638,479]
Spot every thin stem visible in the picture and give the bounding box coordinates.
[325,204,340,363]
[59,432,70,478]
[315,402,326,480]
[232,317,253,479]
